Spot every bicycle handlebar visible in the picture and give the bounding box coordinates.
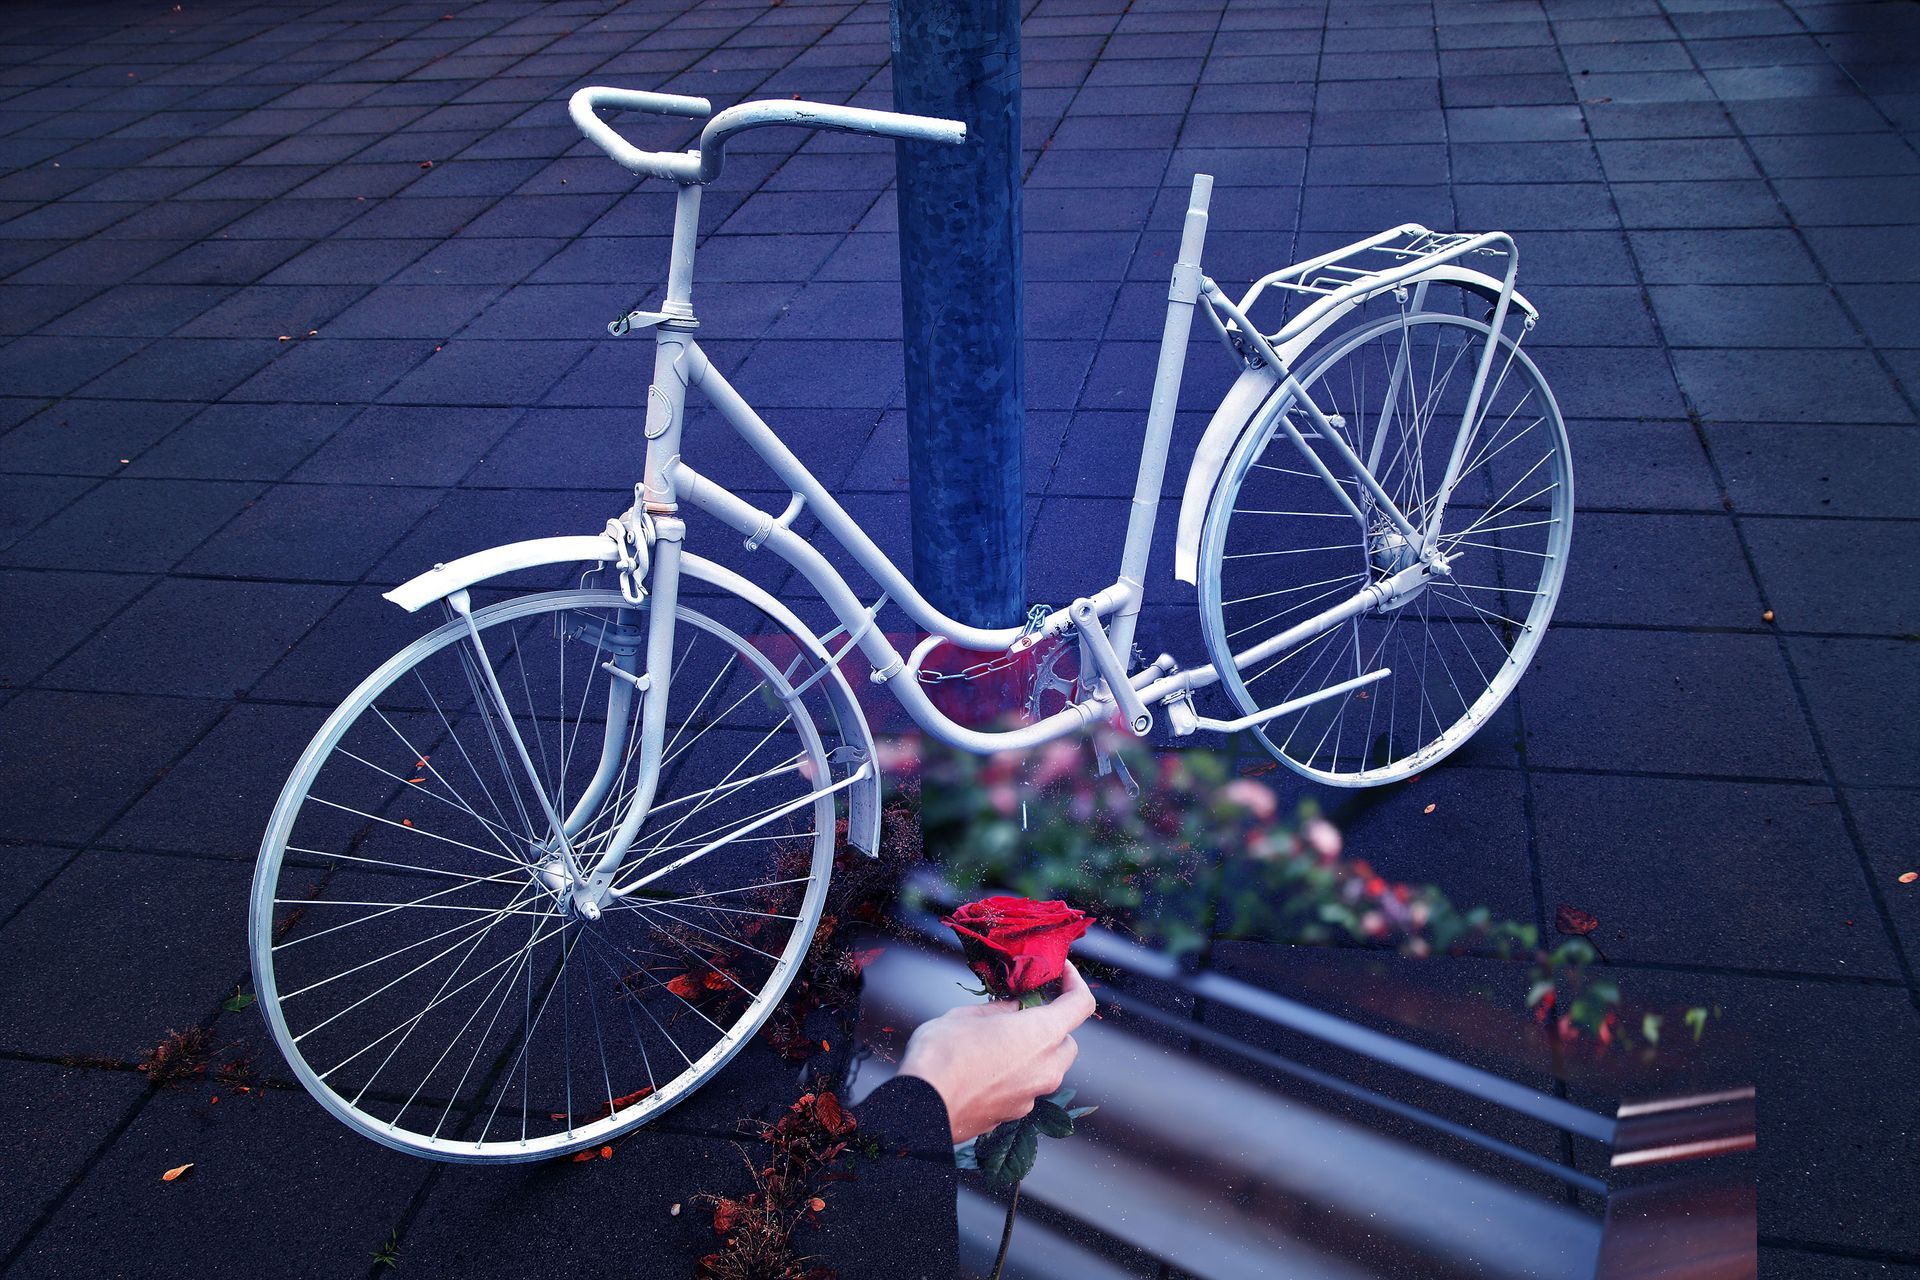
[569,85,967,185]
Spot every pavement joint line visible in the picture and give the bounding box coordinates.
[1564,2,1920,1018]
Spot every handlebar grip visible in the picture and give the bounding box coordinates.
[568,86,710,182]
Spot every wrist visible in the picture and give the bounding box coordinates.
[895,1051,962,1142]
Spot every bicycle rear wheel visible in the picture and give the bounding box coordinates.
[251,588,835,1162]
[1197,310,1572,785]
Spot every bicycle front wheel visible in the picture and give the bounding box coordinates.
[250,588,836,1162]
[1197,310,1572,785]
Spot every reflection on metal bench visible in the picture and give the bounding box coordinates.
[853,895,1754,1280]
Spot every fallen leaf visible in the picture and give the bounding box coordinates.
[1762,609,1775,623]
[1422,803,1436,814]
[162,1163,194,1182]
[570,1149,597,1163]
[400,818,413,827]
[669,1202,681,1216]
[419,160,434,169]
[1556,904,1599,937]
[1900,872,1917,884]
[600,1146,612,1160]
[808,1196,826,1212]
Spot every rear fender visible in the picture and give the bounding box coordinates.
[1172,266,1535,584]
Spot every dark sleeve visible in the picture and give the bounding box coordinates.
[811,1075,959,1279]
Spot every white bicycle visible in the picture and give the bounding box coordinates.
[251,88,1572,1162]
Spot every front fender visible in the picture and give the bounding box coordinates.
[1171,266,1535,585]
[382,534,883,855]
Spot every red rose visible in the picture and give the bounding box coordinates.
[941,896,1091,1000]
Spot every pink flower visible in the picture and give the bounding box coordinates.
[1303,816,1342,860]
[1031,739,1082,787]
[1220,779,1277,822]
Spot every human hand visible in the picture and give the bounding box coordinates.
[896,961,1096,1144]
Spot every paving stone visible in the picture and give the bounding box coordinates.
[47,576,344,699]
[0,1060,150,1259]
[1552,512,1761,628]
[132,237,308,287]
[247,584,448,705]
[1786,637,1920,789]
[105,700,335,859]
[180,481,441,582]
[75,337,284,402]
[34,282,232,338]
[9,1079,434,1280]
[1706,422,1920,520]
[1628,228,1823,285]
[1534,773,1899,977]
[124,401,358,482]
[1845,788,1920,962]
[394,1046,820,1280]
[261,236,435,285]
[320,282,504,338]
[0,690,222,845]
[0,567,152,686]
[1744,518,1920,636]
[0,477,263,572]
[1519,628,1823,780]
[223,337,433,403]
[369,486,628,584]
[1610,180,1787,229]
[1803,226,1920,284]
[0,844,73,922]
[1648,285,1863,350]
[0,336,146,397]
[171,283,366,340]
[379,338,591,407]
[1836,283,1920,351]
[0,398,198,475]
[1673,349,1911,425]
[1323,766,1536,923]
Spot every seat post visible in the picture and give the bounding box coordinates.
[1107,172,1213,669]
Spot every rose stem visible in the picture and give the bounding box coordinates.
[988,1184,1022,1280]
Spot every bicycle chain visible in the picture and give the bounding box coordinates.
[914,603,1055,685]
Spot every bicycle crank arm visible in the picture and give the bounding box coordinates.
[1069,599,1153,735]
[1163,667,1391,736]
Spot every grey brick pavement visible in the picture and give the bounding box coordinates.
[1,0,1917,1275]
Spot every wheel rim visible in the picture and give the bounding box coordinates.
[251,589,834,1161]
[1199,311,1572,785]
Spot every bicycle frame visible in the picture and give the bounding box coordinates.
[389,91,1531,912]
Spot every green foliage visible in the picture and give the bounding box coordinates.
[916,729,1529,963]
[956,1089,1091,1191]
[371,1230,401,1271]
[908,728,1715,1054]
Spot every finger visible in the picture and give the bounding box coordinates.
[1041,962,1096,1031]
[1036,1036,1078,1095]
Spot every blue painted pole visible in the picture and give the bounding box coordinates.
[890,0,1025,630]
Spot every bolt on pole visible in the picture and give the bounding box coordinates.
[890,0,1026,632]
